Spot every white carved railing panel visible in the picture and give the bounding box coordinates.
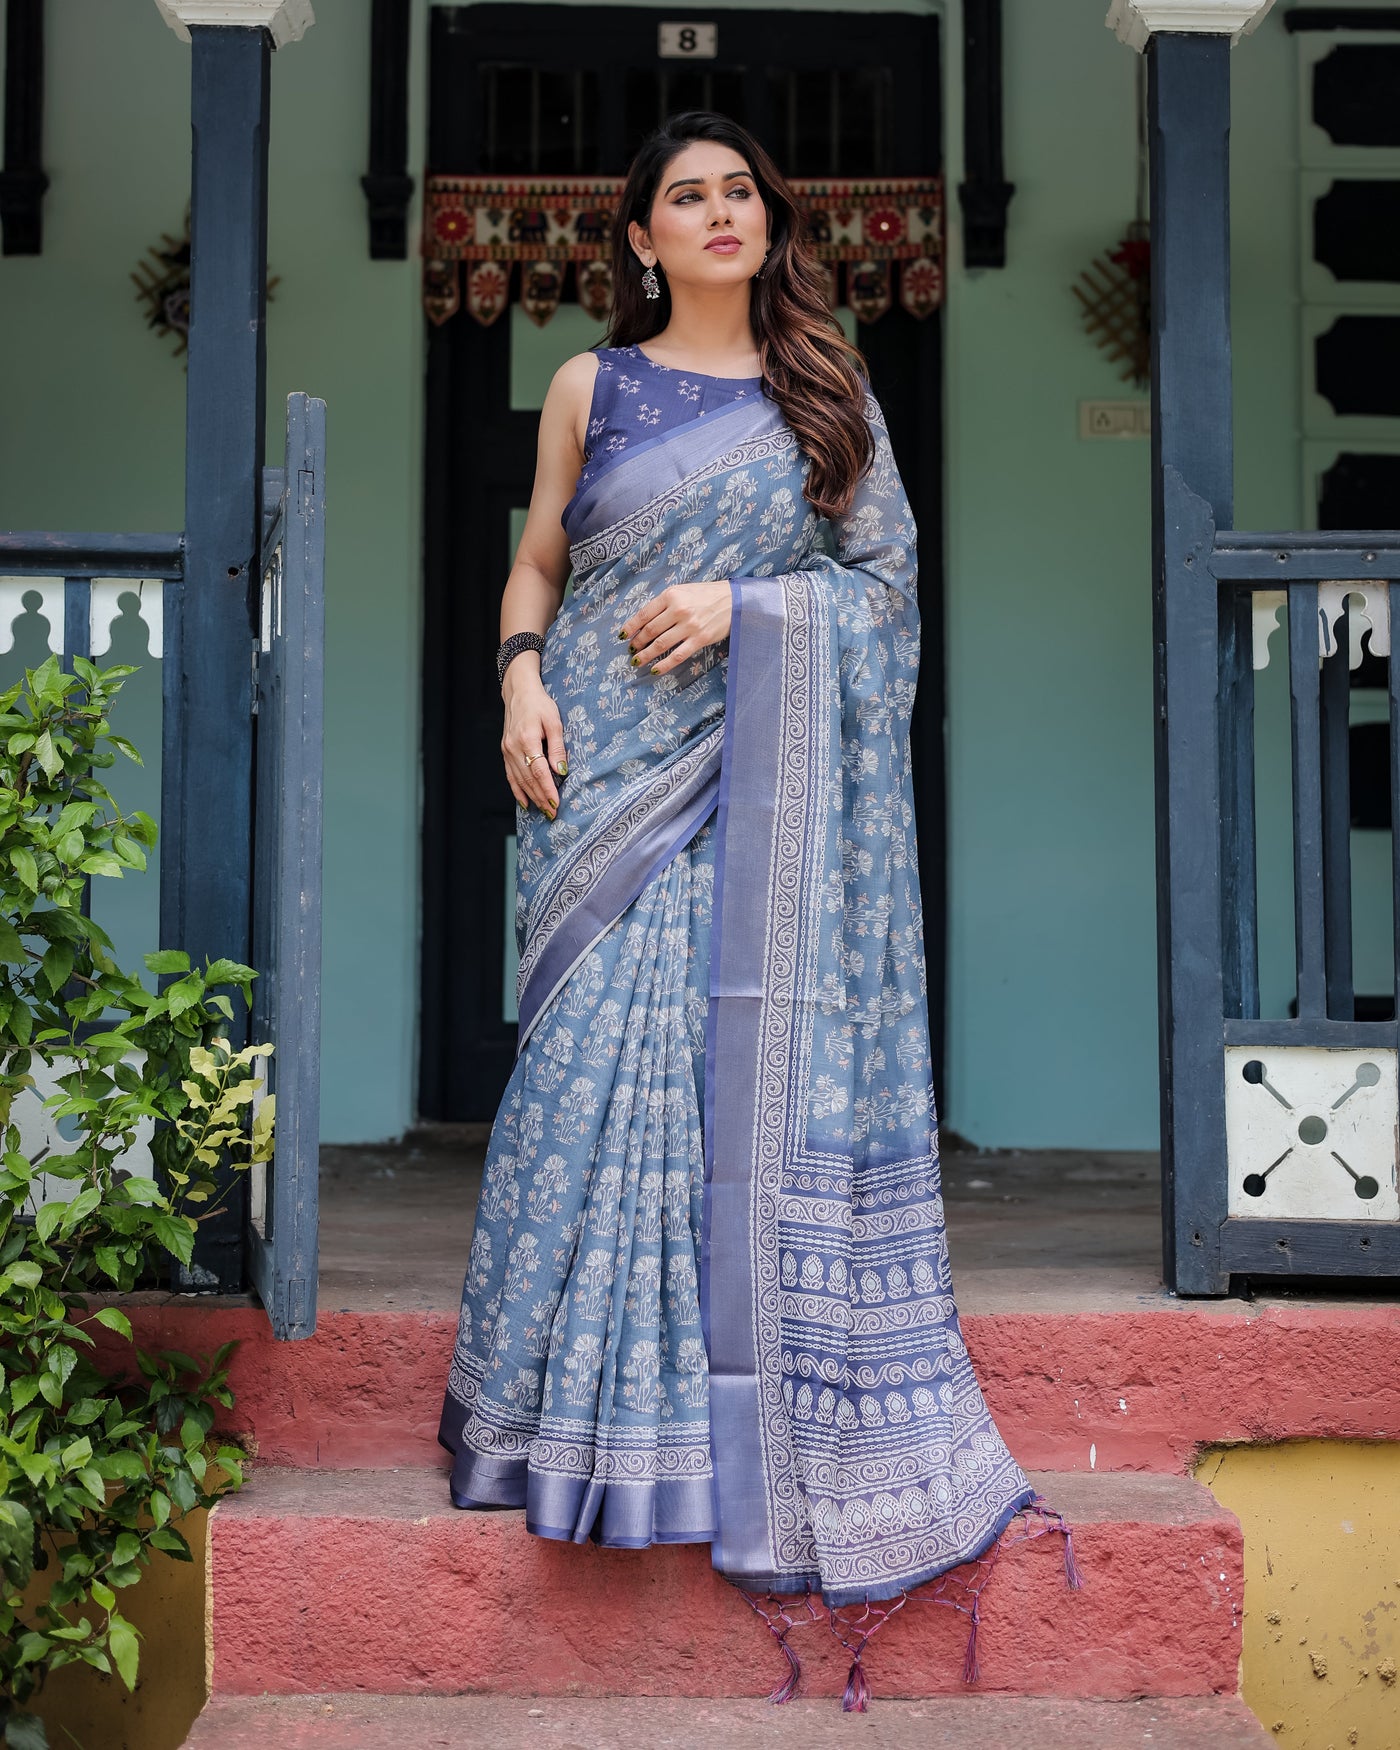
[1252,590,1284,671]
[90,580,165,659]
[0,579,64,654]
[1320,582,1389,666]
[0,577,164,660]
[1251,580,1392,672]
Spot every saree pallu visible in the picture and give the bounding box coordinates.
[440,390,1037,1605]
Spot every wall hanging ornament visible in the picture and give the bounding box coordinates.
[132,211,279,359]
[421,175,944,329]
[1072,59,1151,389]
[131,218,192,354]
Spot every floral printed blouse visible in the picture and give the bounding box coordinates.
[561,344,763,530]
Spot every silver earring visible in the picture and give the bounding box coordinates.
[642,264,661,300]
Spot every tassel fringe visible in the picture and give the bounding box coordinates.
[768,1635,801,1705]
[1063,1525,1084,1591]
[734,1500,1083,1709]
[961,1598,981,1685]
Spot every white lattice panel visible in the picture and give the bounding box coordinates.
[0,577,164,660]
[15,1054,155,1211]
[1252,581,1391,672]
[1225,1045,1399,1221]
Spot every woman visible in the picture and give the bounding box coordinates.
[440,111,1071,1698]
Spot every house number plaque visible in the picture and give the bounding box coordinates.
[658,22,717,57]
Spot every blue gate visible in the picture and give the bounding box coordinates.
[1147,29,1400,1292]
[0,391,326,1339]
[248,395,326,1339]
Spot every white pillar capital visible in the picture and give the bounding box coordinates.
[1106,0,1277,51]
[155,0,314,48]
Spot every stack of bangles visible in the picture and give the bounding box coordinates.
[496,630,546,689]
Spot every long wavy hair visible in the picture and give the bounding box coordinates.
[605,112,874,519]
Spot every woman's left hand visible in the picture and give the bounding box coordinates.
[623,581,732,676]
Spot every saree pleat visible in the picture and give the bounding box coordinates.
[441,826,717,1547]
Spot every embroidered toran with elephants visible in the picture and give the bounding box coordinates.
[421,174,944,329]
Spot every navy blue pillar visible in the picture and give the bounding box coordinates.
[1148,33,1236,1296]
[161,24,271,1291]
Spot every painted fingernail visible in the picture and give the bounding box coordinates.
[630,655,639,667]
[545,806,556,820]
[556,761,568,777]
[618,629,629,641]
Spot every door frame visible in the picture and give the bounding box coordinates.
[419,2,949,1120]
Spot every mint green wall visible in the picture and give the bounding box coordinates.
[943,1,1322,1145]
[0,1,1323,1148]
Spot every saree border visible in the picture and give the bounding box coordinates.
[563,385,770,546]
[516,724,723,1047]
[704,566,1038,1605]
[704,571,829,1588]
[568,397,796,567]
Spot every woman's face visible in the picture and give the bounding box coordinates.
[629,140,770,290]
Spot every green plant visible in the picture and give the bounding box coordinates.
[0,656,274,1748]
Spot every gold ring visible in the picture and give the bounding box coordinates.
[524,753,537,767]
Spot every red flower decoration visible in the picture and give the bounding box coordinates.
[434,206,471,244]
[1109,237,1151,280]
[866,208,906,245]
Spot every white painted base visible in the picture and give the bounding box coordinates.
[1225,1044,1400,1221]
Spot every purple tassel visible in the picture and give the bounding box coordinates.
[768,1636,801,1706]
[1063,1525,1084,1592]
[841,1654,871,1713]
[961,1599,982,1685]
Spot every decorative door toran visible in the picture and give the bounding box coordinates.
[420,173,944,328]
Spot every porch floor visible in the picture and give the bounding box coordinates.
[317,1131,1388,1315]
[317,1132,1171,1317]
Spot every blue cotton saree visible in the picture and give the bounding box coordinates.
[439,374,1038,1610]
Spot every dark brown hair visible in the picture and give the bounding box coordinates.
[605,111,874,519]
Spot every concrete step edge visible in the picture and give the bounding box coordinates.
[213,1464,1236,1528]
[183,1692,1273,1749]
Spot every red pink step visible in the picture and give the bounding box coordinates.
[205,1467,1242,1702]
[116,1298,1400,1474]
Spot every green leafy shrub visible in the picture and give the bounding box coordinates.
[0,656,274,1748]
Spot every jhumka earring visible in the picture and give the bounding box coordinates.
[642,264,661,300]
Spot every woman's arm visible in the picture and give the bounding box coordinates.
[499,351,599,818]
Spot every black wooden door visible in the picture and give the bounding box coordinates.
[421,3,945,1120]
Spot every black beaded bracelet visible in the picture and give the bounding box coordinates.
[496,631,547,689]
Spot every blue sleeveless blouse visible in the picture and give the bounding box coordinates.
[561,343,763,530]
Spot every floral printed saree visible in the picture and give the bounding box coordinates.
[439,384,1045,1621]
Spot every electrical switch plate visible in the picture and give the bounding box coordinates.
[1079,399,1150,439]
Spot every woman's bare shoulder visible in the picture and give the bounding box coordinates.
[548,350,603,408]
[540,351,604,456]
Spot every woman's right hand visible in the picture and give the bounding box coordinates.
[502,666,567,819]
